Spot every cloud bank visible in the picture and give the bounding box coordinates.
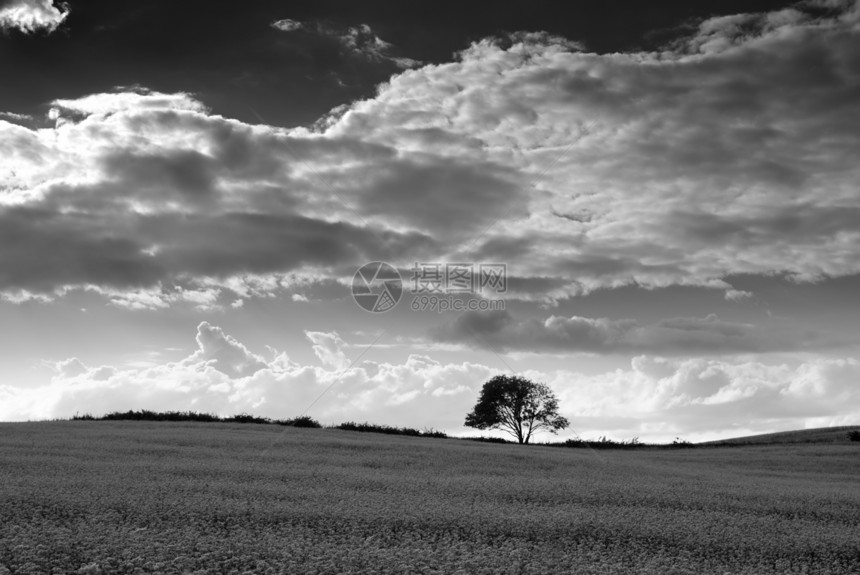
[433,310,831,355]
[1,2,859,307]
[1,323,858,441]
[327,2,860,290]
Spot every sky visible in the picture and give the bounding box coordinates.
[1,0,859,442]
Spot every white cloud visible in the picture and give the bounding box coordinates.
[0,0,68,34]
[271,18,302,32]
[0,323,497,431]
[337,23,421,68]
[542,354,860,441]
[0,111,33,123]
[51,89,207,119]
[326,3,860,291]
[53,357,88,378]
[87,284,223,311]
[306,331,350,371]
[725,289,754,301]
[2,2,860,307]
[182,321,268,379]
[270,19,421,69]
[0,89,445,304]
[1,323,858,442]
[0,289,52,303]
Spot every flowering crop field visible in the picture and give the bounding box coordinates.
[1,422,858,575]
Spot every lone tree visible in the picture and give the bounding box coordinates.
[465,375,569,444]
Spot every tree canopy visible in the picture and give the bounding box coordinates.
[465,375,569,444]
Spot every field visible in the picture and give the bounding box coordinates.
[700,426,859,446]
[1,422,859,575]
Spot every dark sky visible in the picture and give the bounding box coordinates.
[1,0,803,126]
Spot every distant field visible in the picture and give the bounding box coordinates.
[1,422,858,575]
[700,426,859,446]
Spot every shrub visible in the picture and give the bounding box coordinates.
[848,430,860,442]
[336,421,445,438]
[463,436,510,444]
[559,438,586,447]
[544,437,649,450]
[99,410,221,422]
[290,416,322,428]
[224,413,271,424]
[338,422,409,435]
[670,437,695,448]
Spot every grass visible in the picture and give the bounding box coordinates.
[1,421,858,574]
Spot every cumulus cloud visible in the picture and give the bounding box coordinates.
[52,357,88,378]
[306,331,350,371]
[433,310,830,355]
[2,2,860,307]
[0,88,453,304]
[1,323,858,441]
[0,0,68,34]
[537,354,860,441]
[0,323,498,431]
[326,2,860,291]
[181,321,268,378]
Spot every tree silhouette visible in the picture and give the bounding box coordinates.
[465,375,569,444]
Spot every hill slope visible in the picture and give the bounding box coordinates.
[700,425,859,445]
[1,421,859,574]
